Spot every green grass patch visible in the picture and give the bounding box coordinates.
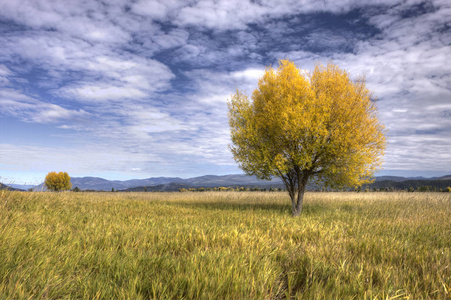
[0,191,449,299]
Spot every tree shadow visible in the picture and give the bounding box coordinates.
[165,200,290,214]
[163,199,327,216]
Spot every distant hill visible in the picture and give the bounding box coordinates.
[26,174,282,191]
[71,177,128,191]
[182,174,282,187]
[125,174,451,192]
[16,173,451,192]
[124,182,192,192]
[374,176,410,182]
[29,176,184,191]
[121,175,284,192]
[364,179,451,191]
[7,184,35,190]
[119,177,184,188]
[0,183,23,191]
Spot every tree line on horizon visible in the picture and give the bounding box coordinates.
[13,169,449,193]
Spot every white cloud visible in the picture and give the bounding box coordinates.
[151,29,190,49]
[184,66,265,105]
[175,0,268,30]
[131,0,180,20]
[0,88,90,124]
[62,84,147,101]
[0,33,175,95]
[123,107,194,137]
[384,134,451,171]
[231,68,265,81]
[0,64,11,77]
[0,0,131,43]
[0,142,162,180]
[0,64,11,85]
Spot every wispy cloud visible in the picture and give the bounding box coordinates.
[0,88,89,124]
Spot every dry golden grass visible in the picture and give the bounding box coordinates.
[0,190,449,299]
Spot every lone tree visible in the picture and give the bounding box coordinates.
[44,171,72,192]
[228,60,386,216]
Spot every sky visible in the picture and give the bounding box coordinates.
[0,0,450,185]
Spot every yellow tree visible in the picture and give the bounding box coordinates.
[228,60,386,216]
[44,171,72,191]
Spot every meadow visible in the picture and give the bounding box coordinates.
[0,190,449,299]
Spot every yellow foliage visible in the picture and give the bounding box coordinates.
[44,171,72,192]
[228,60,386,215]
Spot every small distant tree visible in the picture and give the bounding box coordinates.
[447,187,451,193]
[228,60,386,216]
[44,171,72,192]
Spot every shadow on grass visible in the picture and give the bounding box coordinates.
[163,200,326,216]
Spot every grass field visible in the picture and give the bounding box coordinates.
[0,190,450,299]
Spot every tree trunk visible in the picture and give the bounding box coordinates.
[292,183,306,216]
[291,194,297,215]
[280,169,310,217]
[279,168,312,217]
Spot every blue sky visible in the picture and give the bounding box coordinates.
[1,0,450,184]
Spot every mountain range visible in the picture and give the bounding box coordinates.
[2,174,451,192]
[4,174,282,191]
[0,182,23,191]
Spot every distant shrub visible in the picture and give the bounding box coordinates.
[447,187,451,193]
[45,171,72,192]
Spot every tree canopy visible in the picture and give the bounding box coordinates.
[44,171,72,192]
[228,60,386,216]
